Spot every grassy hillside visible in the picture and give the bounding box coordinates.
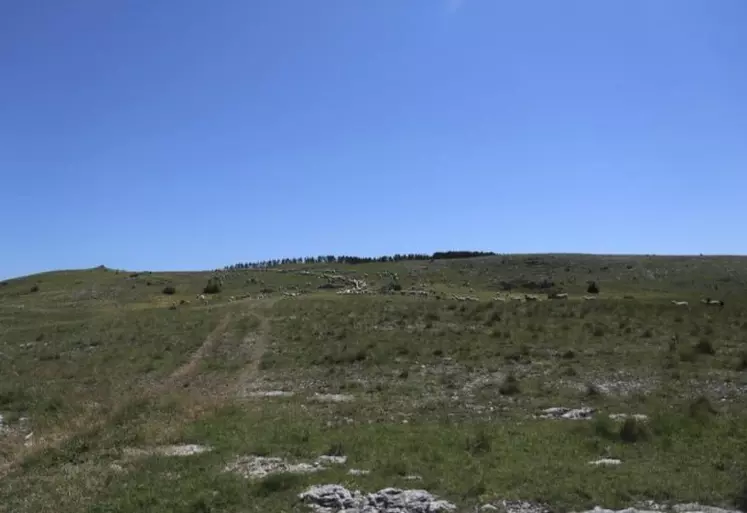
[1,255,746,513]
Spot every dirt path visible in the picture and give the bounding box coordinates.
[231,298,278,396]
[0,298,281,479]
[237,313,270,384]
[167,313,233,383]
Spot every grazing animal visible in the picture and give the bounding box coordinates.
[548,293,568,300]
[493,296,507,302]
[701,298,724,307]
[582,295,597,301]
[671,300,689,307]
[524,294,539,301]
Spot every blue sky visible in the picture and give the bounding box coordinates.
[1,1,746,278]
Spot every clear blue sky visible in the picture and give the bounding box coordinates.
[2,1,746,279]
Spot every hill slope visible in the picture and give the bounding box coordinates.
[1,255,747,512]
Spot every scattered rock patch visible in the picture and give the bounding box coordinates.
[482,500,551,513]
[476,501,741,513]
[312,393,355,403]
[588,458,622,466]
[316,455,348,465]
[348,468,371,476]
[299,484,456,513]
[123,444,211,458]
[536,407,595,420]
[225,454,347,479]
[577,505,742,513]
[609,413,649,422]
[248,390,295,398]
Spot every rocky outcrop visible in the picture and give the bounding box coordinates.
[299,484,456,513]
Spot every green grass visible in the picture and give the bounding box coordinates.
[7,401,746,513]
[1,254,747,512]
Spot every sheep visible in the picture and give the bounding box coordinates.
[701,298,724,307]
[548,293,569,300]
[524,294,540,301]
[582,295,597,301]
[671,300,689,307]
[493,296,507,302]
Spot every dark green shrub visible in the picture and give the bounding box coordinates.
[203,278,222,294]
[465,429,492,455]
[619,417,649,443]
[735,481,747,511]
[326,441,345,456]
[499,373,520,395]
[592,415,616,440]
[694,338,715,355]
[689,395,717,423]
[737,352,747,371]
[254,473,302,497]
[162,285,176,295]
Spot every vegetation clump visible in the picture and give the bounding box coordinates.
[737,351,747,371]
[694,338,715,355]
[203,277,223,294]
[499,373,520,395]
[689,395,718,423]
[619,417,650,443]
